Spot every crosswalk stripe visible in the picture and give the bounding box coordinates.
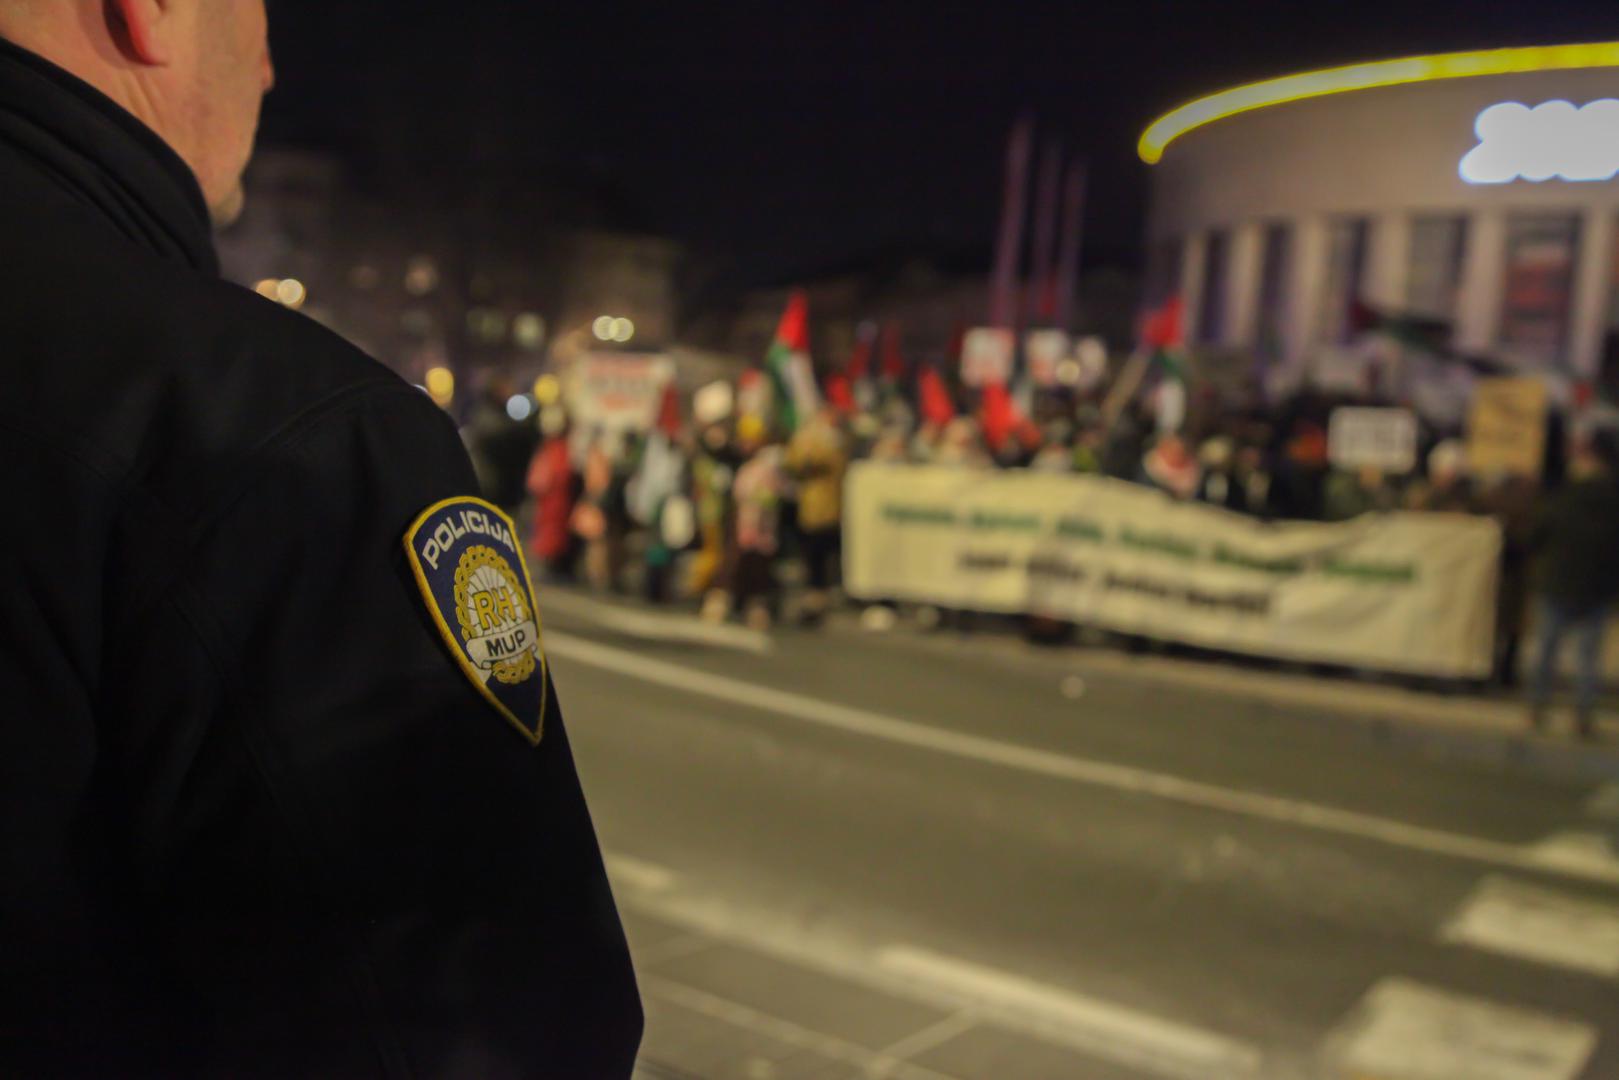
[1324,977,1597,1080]
[1440,875,1619,977]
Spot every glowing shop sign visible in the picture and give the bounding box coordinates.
[1460,99,1619,183]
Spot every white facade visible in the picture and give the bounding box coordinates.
[1145,64,1619,384]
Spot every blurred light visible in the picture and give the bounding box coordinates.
[1461,99,1619,183]
[424,366,455,408]
[253,278,279,300]
[694,381,734,425]
[609,317,635,343]
[405,255,439,296]
[513,312,546,350]
[349,264,380,290]
[1138,40,1619,164]
[1055,358,1083,386]
[506,394,534,422]
[275,278,307,310]
[533,373,562,406]
[467,307,507,344]
[592,315,616,341]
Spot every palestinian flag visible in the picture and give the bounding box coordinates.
[766,289,820,432]
[1139,296,1189,432]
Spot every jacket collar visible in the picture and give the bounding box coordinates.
[0,35,218,275]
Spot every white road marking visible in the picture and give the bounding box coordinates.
[1585,781,1619,820]
[638,974,961,1080]
[869,1011,981,1075]
[541,590,774,654]
[1440,875,1619,977]
[603,852,678,893]
[877,945,1263,1079]
[603,852,1277,1078]
[1323,977,1597,1080]
[554,632,1619,885]
[1528,830,1619,880]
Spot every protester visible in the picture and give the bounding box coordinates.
[525,405,578,579]
[1404,438,1473,513]
[726,418,787,630]
[573,430,624,591]
[1323,465,1398,521]
[692,422,740,613]
[1526,432,1619,738]
[1141,433,1202,500]
[785,407,849,624]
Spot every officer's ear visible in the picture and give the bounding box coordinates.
[107,0,174,67]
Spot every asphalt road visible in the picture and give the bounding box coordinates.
[540,591,1619,1080]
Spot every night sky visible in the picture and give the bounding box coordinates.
[261,1,1613,282]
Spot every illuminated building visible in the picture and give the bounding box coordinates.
[1140,42,1619,391]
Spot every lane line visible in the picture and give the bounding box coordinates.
[638,974,961,1080]
[1323,977,1597,1080]
[554,632,1619,885]
[542,591,774,654]
[604,852,679,893]
[877,946,1263,1079]
[1440,874,1619,978]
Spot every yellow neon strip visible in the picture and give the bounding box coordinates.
[1139,41,1619,164]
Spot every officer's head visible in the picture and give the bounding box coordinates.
[0,0,274,226]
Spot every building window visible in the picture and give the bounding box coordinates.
[1500,212,1580,368]
[1255,223,1292,362]
[1318,217,1369,344]
[1197,230,1229,344]
[1407,215,1468,330]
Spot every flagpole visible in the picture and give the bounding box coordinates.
[988,116,1033,330]
[1026,139,1062,327]
[1053,162,1088,332]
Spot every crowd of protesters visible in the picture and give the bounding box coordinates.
[461,348,1619,735]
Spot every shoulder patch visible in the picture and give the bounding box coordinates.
[403,496,547,745]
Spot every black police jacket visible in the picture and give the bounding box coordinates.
[0,37,641,1078]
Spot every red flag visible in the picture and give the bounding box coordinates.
[1140,296,1184,350]
[655,381,682,437]
[979,380,1018,452]
[774,289,811,352]
[918,365,956,427]
[824,372,856,415]
[880,322,906,382]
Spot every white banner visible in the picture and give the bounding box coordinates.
[1328,406,1418,473]
[844,464,1501,677]
[961,327,1015,387]
[568,353,674,433]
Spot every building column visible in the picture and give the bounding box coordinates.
[1456,209,1506,354]
[1365,212,1411,311]
[1285,216,1328,373]
[1178,231,1207,342]
[1568,207,1613,380]
[1226,222,1264,348]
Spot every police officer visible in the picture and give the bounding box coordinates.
[0,3,641,1075]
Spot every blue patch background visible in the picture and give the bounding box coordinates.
[405,497,545,743]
